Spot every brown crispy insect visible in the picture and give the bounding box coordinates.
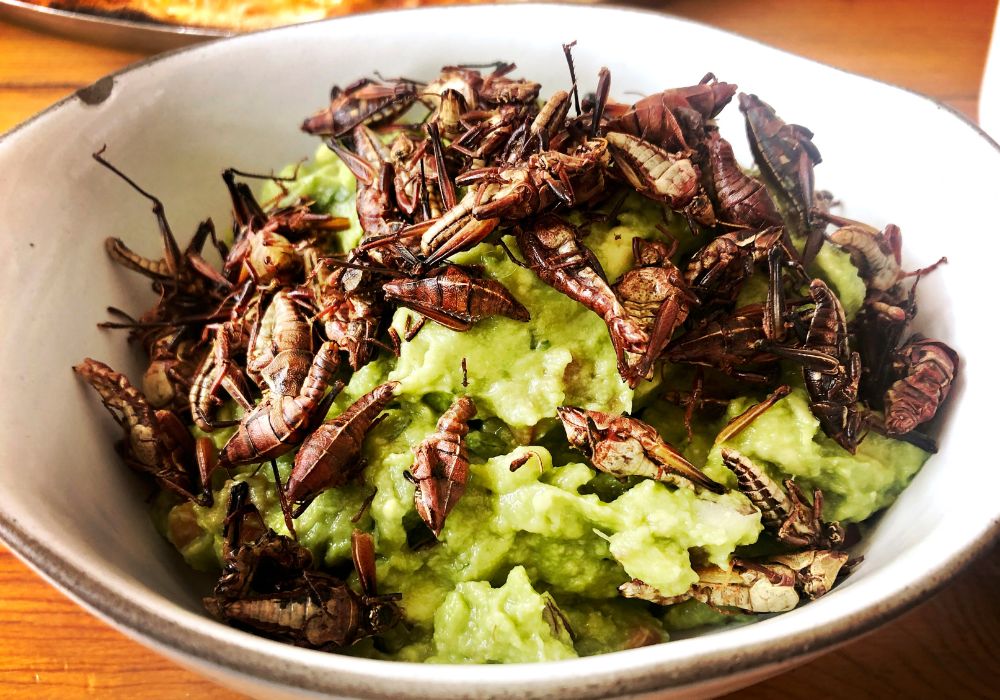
[523,89,572,154]
[424,66,484,108]
[604,74,737,151]
[286,381,399,506]
[428,88,471,142]
[142,332,204,411]
[236,230,303,288]
[188,284,259,432]
[325,135,422,273]
[450,103,528,161]
[884,337,959,435]
[705,129,782,231]
[621,562,799,613]
[830,218,906,294]
[854,297,914,408]
[94,151,231,321]
[667,304,779,384]
[383,265,529,331]
[721,448,845,549]
[772,280,865,452]
[411,396,477,537]
[613,238,696,384]
[557,406,724,493]
[605,132,714,227]
[821,213,947,302]
[766,549,850,599]
[508,452,533,472]
[457,138,609,221]
[425,123,458,216]
[739,93,823,262]
[329,132,425,273]
[622,565,776,610]
[621,548,847,612]
[206,484,401,649]
[682,227,787,313]
[302,78,419,137]
[247,290,314,397]
[517,215,647,384]
[220,168,349,283]
[381,131,424,218]
[211,481,307,599]
[478,65,541,107]
[74,358,212,505]
[825,213,949,409]
[103,218,229,305]
[312,256,386,372]
[219,342,343,467]
[416,190,501,267]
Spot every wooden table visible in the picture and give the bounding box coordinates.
[2,1,998,697]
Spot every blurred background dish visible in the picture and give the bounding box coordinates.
[17,0,507,30]
[0,0,229,48]
[0,0,571,50]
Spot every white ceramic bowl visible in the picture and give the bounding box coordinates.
[1,5,997,698]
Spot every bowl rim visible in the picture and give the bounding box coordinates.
[2,3,999,697]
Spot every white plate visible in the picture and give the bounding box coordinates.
[0,4,997,699]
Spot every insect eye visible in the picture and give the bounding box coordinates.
[370,603,400,631]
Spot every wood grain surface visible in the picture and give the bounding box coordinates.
[1,1,998,698]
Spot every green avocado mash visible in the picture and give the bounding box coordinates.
[162,144,929,662]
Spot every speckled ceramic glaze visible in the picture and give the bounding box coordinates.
[0,5,997,698]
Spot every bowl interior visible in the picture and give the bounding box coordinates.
[0,5,997,698]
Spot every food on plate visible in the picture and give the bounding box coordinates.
[74,53,958,662]
[26,0,496,31]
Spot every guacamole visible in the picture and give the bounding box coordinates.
[162,144,930,662]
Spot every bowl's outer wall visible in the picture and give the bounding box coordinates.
[0,5,997,699]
